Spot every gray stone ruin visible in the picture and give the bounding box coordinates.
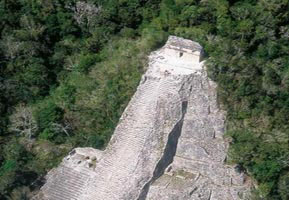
[34,36,252,200]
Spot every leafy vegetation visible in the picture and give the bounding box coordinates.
[0,0,288,199]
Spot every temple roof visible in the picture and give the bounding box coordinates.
[165,36,203,53]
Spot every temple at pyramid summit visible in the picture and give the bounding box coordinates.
[34,36,252,200]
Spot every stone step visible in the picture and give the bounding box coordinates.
[47,186,79,200]
[46,186,82,197]
[55,176,86,190]
[43,166,92,200]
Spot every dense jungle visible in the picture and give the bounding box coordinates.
[0,0,288,199]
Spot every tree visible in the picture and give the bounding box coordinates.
[9,104,37,139]
[6,187,32,200]
[278,172,289,200]
[72,1,101,31]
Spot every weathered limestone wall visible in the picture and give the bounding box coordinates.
[34,36,251,200]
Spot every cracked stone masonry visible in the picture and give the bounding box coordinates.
[34,36,252,200]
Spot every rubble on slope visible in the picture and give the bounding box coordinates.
[34,36,252,200]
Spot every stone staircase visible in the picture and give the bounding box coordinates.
[35,36,252,200]
[40,166,92,200]
[80,77,164,200]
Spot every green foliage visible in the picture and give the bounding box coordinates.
[201,1,289,198]
[28,140,68,174]
[278,172,289,200]
[0,139,33,196]
[57,36,164,148]
[0,160,17,195]
[1,0,289,199]
[7,186,32,200]
[52,83,76,109]
[0,160,17,178]
[76,54,101,73]
[38,128,57,141]
[34,100,63,132]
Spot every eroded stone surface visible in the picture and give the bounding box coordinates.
[34,36,251,200]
